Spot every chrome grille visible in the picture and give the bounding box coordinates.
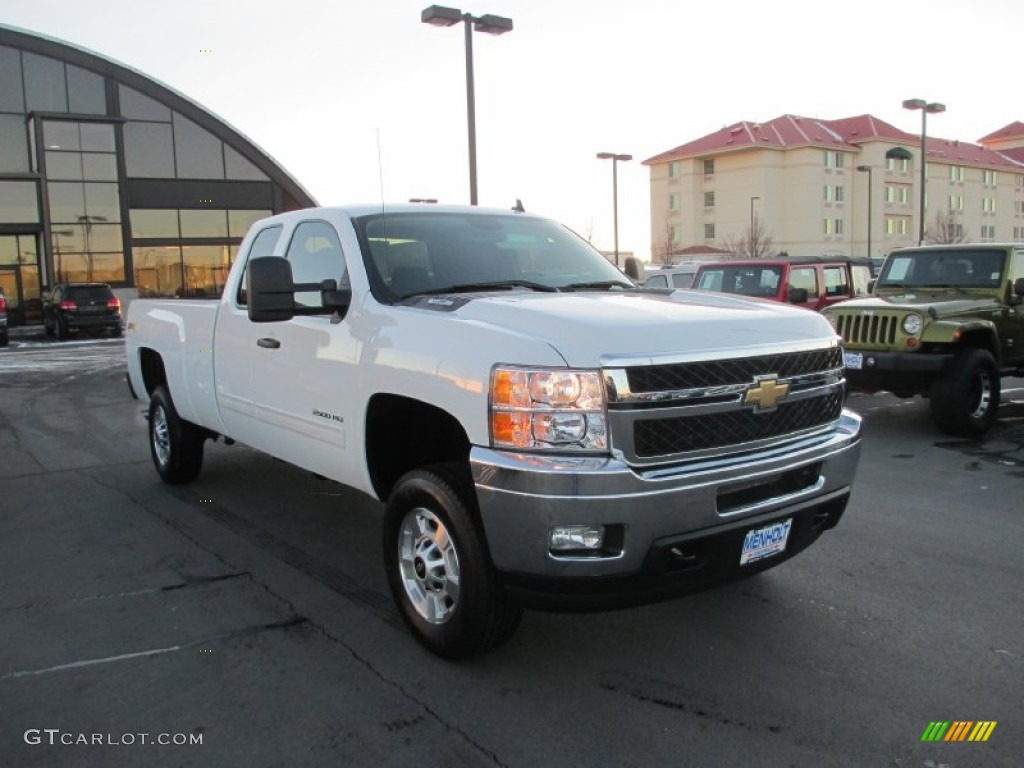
[832,312,899,346]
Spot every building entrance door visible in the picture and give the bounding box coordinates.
[0,235,42,326]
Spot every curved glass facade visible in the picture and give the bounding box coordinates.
[0,25,316,325]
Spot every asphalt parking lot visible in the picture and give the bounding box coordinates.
[1,337,1022,767]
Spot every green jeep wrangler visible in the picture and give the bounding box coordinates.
[823,244,1024,437]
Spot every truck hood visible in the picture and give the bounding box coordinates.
[828,291,1002,318]
[438,290,835,367]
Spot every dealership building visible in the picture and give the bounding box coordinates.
[0,25,316,328]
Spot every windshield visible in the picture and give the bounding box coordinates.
[694,265,783,298]
[353,212,631,300]
[877,248,1005,289]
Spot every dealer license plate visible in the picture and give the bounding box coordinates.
[740,519,792,566]
[843,351,863,370]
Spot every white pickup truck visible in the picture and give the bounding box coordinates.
[126,204,862,658]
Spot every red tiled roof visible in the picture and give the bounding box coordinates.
[978,121,1024,144]
[819,114,917,144]
[924,137,1023,169]
[995,146,1024,166]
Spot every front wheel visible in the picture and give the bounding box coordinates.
[383,463,522,659]
[148,386,205,483]
[930,349,1000,437]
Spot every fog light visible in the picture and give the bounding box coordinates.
[550,525,604,552]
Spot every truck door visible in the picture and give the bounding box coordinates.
[249,219,360,482]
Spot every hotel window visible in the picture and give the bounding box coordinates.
[1016,174,1024,188]
[703,223,715,240]
[885,217,895,235]
[824,151,833,168]
[703,158,715,176]
[949,166,964,182]
[823,218,832,235]
[704,191,715,208]
[834,152,845,169]
[668,193,680,211]
[983,197,996,213]
[668,161,680,179]
[885,186,895,203]
[984,170,997,186]
[898,219,908,236]
[885,156,909,172]
[834,218,844,235]
[949,194,963,211]
[834,185,844,203]
[954,223,964,239]
[980,224,995,241]
[897,187,908,205]
[823,185,832,202]
[672,224,682,243]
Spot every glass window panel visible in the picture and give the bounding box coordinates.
[61,251,125,284]
[130,209,179,239]
[224,145,268,181]
[47,182,86,223]
[173,112,224,179]
[0,46,25,112]
[84,182,121,222]
[180,209,228,238]
[81,153,118,181]
[118,85,171,122]
[52,227,85,255]
[66,66,106,114]
[43,121,80,151]
[0,236,18,264]
[228,209,271,238]
[0,114,30,172]
[134,246,183,297]
[81,223,123,253]
[183,244,231,297]
[79,122,115,152]
[45,151,83,180]
[0,181,41,224]
[24,53,67,112]
[123,122,175,177]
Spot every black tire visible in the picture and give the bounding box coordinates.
[383,463,523,659]
[111,325,123,338]
[930,349,1000,437]
[0,332,7,347]
[148,385,205,484]
[56,318,68,340]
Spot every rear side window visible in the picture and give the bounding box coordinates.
[237,225,282,305]
[671,272,694,289]
[646,274,668,288]
[823,266,850,297]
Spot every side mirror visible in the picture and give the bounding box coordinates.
[787,287,809,304]
[623,256,644,283]
[248,257,296,322]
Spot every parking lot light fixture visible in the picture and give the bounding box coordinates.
[421,5,513,206]
[903,98,945,245]
[596,152,632,266]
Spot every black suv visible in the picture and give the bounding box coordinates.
[43,283,122,340]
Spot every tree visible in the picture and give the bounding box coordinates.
[926,209,965,244]
[657,220,677,264]
[720,214,775,258]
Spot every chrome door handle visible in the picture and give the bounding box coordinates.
[257,337,280,349]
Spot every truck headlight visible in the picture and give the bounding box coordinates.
[490,367,607,452]
[902,314,923,335]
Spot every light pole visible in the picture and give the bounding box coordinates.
[749,196,760,255]
[422,5,513,206]
[596,152,632,266]
[77,214,108,281]
[903,98,945,245]
[856,165,872,258]
[52,228,74,283]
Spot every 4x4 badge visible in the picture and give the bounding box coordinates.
[743,376,790,412]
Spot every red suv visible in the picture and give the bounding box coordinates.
[692,256,872,311]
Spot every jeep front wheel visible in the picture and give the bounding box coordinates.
[930,349,1000,437]
[383,463,523,659]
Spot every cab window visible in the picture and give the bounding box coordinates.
[236,225,282,305]
[285,220,349,308]
[646,274,668,288]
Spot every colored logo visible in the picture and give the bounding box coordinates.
[743,376,790,412]
[921,721,997,742]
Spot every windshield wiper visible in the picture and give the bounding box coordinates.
[561,280,635,292]
[415,280,559,296]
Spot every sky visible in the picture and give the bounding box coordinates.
[2,0,1022,260]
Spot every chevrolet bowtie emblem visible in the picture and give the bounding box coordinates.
[743,376,790,412]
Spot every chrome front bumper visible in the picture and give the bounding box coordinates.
[471,410,862,592]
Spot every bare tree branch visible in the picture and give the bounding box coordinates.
[925,209,965,244]
[720,214,775,258]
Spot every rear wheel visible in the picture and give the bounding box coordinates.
[148,386,205,483]
[930,349,1000,437]
[383,463,522,659]
[56,317,68,340]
